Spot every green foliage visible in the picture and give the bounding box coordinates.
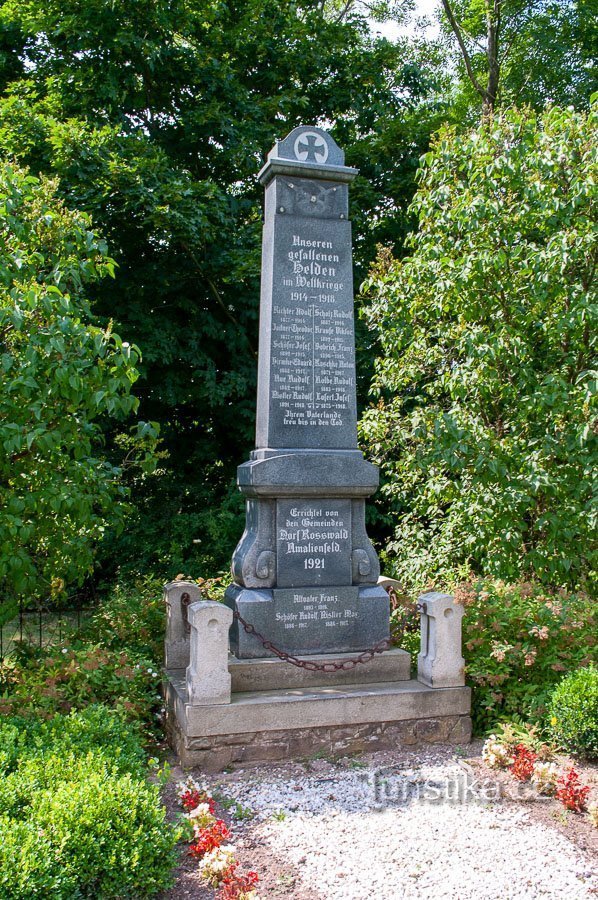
[77,575,166,663]
[0,705,146,777]
[362,103,597,590]
[0,163,157,600]
[0,643,162,733]
[435,0,596,119]
[0,708,178,899]
[0,0,434,581]
[454,579,596,733]
[549,666,598,758]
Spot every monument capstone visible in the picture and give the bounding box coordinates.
[225,125,390,657]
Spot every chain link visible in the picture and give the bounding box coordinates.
[232,609,408,673]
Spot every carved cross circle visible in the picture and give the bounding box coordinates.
[294,131,329,164]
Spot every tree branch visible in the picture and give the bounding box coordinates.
[181,242,258,360]
[441,0,488,100]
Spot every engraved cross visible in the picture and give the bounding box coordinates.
[297,133,326,163]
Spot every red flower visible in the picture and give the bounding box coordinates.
[189,820,231,858]
[180,789,215,814]
[510,744,537,781]
[556,767,590,812]
[217,863,259,899]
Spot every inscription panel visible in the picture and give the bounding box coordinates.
[264,210,357,449]
[272,586,360,652]
[276,499,351,588]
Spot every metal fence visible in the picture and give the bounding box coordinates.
[0,587,95,662]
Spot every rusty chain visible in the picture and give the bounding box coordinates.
[232,602,416,673]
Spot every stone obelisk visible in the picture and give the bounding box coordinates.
[225,126,389,657]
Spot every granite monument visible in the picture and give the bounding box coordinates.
[225,126,390,657]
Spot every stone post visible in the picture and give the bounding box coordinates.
[164,580,201,669]
[417,591,465,688]
[186,601,233,706]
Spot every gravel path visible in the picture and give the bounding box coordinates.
[214,748,597,900]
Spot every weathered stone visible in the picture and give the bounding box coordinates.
[449,715,473,745]
[167,713,473,770]
[225,125,389,657]
[186,601,233,706]
[164,580,201,669]
[228,647,411,692]
[417,591,465,688]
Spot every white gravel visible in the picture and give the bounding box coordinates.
[220,753,597,899]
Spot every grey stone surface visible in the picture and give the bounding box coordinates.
[165,667,471,754]
[226,646,411,692]
[275,499,352,587]
[226,583,389,658]
[237,450,379,497]
[226,126,388,658]
[417,591,466,688]
[256,214,357,450]
[167,714,473,771]
[163,580,201,669]
[186,601,233,706]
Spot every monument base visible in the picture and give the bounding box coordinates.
[225,583,390,658]
[164,661,471,771]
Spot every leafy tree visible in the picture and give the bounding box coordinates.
[438,0,597,116]
[0,0,434,578]
[0,163,155,599]
[361,102,597,590]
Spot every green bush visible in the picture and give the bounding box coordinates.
[0,643,162,735]
[548,666,598,758]
[0,708,178,899]
[432,579,595,733]
[77,575,166,663]
[0,706,146,777]
[362,103,597,591]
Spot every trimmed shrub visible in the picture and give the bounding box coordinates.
[549,666,598,758]
[0,707,178,899]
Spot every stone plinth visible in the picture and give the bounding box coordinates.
[165,672,472,770]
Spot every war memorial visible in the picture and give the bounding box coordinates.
[165,126,471,768]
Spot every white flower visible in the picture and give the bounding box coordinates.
[531,761,559,795]
[61,648,68,654]
[197,846,236,886]
[187,802,216,831]
[175,775,212,800]
[482,736,513,769]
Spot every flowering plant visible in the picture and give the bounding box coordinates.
[556,767,590,812]
[217,864,260,900]
[197,846,237,886]
[481,735,513,769]
[175,779,260,891]
[510,744,538,781]
[530,761,559,795]
[190,820,231,857]
[188,802,218,831]
[456,580,596,732]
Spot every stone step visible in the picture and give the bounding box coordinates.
[227,647,411,692]
[165,671,471,769]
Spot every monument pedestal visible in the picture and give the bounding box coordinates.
[165,655,471,772]
[164,587,471,772]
